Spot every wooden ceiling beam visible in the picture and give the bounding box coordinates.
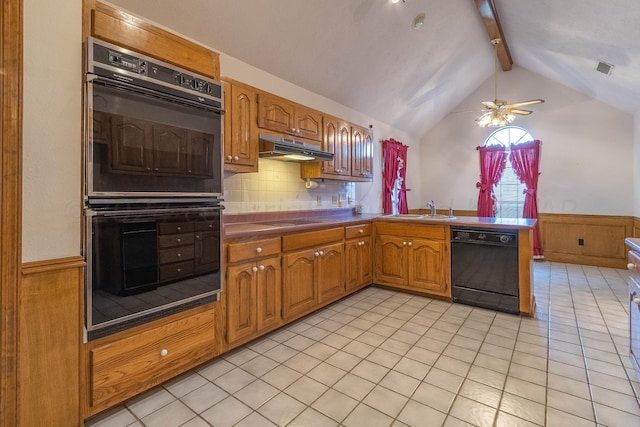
[473,0,513,71]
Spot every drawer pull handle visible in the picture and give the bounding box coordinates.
[177,268,181,272]
[252,266,258,272]
[160,349,168,357]
[628,263,636,270]
[259,265,265,271]
[359,229,364,234]
[177,226,182,231]
[177,238,181,243]
[256,247,263,253]
[177,253,182,257]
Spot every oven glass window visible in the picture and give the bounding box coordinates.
[89,83,222,197]
[87,209,221,339]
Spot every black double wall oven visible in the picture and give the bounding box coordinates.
[84,38,224,340]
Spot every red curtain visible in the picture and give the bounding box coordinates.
[510,140,543,257]
[476,145,507,217]
[382,138,409,214]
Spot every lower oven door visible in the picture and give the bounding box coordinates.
[85,205,222,340]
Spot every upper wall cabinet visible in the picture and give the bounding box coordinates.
[351,125,374,180]
[223,80,259,172]
[257,92,323,142]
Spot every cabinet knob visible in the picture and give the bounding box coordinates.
[177,226,182,231]
[196,234,201,240]
[176,238,181,243]
[359,229,364,234]
[403,241,407,246]
[146,167,151,171]
[155,167,159,171]
[256,247,263,253]
[234,156,239,161]
[259,265,265,271]
[227,155,233,161]
[291,128,296,133]
[252,266,258,272]
[628,263,636,270]
[319,250,324,256]
[177,268,181,272]
[160,349,168,357]
[408,242,413,247]
[177,253,182,257]
[314,251,320,257]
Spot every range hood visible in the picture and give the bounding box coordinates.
[258,133,333,162]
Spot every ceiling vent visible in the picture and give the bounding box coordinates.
[595,60,614,76]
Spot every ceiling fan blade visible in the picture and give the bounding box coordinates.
[510,109,533,115]
[505,99,545,108]
[481,101,498,109]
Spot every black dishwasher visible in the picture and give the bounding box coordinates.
[450,226,519,314]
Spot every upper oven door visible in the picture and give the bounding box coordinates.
[85,43,223,202]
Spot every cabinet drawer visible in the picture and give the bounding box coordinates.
[228,237,281,263]
[159,233,195,249]
[283,227,344,252]
[158,222,195,235]
[195,221,218,232]
[160,260,194,281]
[629,251,640,281]
[345,223,371,239]
[90,310,215,408]
[375,222,446,240]
[159,246,195,264]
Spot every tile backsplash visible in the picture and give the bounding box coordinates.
[223,159,355,213]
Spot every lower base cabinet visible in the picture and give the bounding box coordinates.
[226,256,281,345]
[345,236,372,292]
[88,308,218,413]
[374,222,449,297]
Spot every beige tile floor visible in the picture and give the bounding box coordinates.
[86,262,640,427]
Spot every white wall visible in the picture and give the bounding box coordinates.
[23,0,82,262]
[21,1,419,262]
[635,112,640,217]
[421,65,634,216]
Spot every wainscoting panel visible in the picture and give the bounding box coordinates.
[538,213,633,268]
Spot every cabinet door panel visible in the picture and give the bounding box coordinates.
[409,239,447,294]
[282,250,317,320]
[295,104,322,141]
[229,84,258,169]
[360,237,373,286]
[345,240,361,292]
[194,231,220,272]
[322,117,339,176]
[257,92,294,134]
[226,264,257,344]
[257,257,282,331]
[336,121,351,176]
[318,242,345,303]
[374,235,407,286]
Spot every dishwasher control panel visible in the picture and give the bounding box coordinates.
[451,227,518,247]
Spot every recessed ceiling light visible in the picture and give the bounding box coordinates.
[595,60,614,76]
[412,13,426,29]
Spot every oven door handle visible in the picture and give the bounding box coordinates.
[86,205,224,218]
[87,73,225,114]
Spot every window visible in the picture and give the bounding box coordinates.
[484,126,534,218]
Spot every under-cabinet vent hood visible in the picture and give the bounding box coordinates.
[258,133,333,162]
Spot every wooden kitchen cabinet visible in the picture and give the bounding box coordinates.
[226,256,281,345]
[223,80,259,172]
[352,125,374,180]
[282,227,345,320]
[319,115,351,177]
[257,91,323,142]
[345,223,373,292]
[225,236,282,347]
[88,308,218,412]
[374,222,449,297]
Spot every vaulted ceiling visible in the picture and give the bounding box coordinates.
[109,0,640,139]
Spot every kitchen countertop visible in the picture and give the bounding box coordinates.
[224,211,536,239]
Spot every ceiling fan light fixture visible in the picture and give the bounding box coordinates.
[476,110,516,128]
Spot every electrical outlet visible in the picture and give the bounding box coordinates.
[316,195,322,206]
[332,195,338,204]
[578,238,584,246]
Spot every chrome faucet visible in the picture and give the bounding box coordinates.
[427,200,436,216]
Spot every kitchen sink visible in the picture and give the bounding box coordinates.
[380,214,426,219]
[380,214,456,221]
[423,214,457,220]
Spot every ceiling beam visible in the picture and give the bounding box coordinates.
[473,0,513,71]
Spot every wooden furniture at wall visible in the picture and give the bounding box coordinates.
[257,91,323,142]
[627,245,640,376]
[282,227,345,321]
[345,223,373,292]
[84,304,222,417]
[225,236,282,348]
[20,258,84,427]
[539,213,633,269]
[84,1,220,79]
[223,79,259,172]
[374,222,449,297]
[299,121,373,183]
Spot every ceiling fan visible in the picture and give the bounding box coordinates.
[476,38,544,127]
